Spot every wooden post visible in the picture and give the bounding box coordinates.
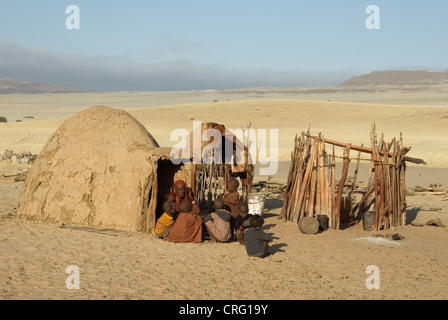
[334,144,351,229]
[307,151,318,217]
[281,135,298,220]
[330,145,336,229]
[370,131,380,231]
[293,140,318,223]
[351,185,375,214]
[319,136,328,219]
[383,141,392,229]
[391,138,397,227]
[304,134,426,165]
[349,145,362,220]
[287,139,305,221]
[373,160,380,231]
[364,153,375,216]
[324,148,331,223]
[399,133,407,226]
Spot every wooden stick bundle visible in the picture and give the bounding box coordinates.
[281,128,416,231]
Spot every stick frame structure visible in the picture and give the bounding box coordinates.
[281,128,426,231]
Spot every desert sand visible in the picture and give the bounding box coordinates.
[1,89,447,300]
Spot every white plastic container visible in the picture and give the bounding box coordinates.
[248,193,266,216]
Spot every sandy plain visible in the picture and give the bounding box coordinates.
[0,88,447,300]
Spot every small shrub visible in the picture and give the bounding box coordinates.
[23,116,34,119]
[0,116,7,123]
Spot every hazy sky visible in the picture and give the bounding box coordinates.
[0,0,447,91]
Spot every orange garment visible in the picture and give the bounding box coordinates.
[166,212,203,243]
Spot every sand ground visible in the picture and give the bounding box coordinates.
[1,89,447,300]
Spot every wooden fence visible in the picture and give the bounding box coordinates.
[280,126,426,231]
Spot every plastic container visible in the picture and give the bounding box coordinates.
[363,211,375,231]
[248,194,266,216]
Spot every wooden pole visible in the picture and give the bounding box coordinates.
[330,145,336,228]
[377,135,386,230]
[293,140,318,223]
[349,145,362,220]
[281,135,298,220]
[304,134,426,165]
[324,148,331,223]
[395,142,401,226]
[399,133,407,226]
[334,144,351,229]
[354,146,375,222]
[351,185,375,214]
[298,167,312,220]
[391,138,397,227]
[318,136,328,218]
[307,151,318,217]
[383,141,392,229]
[287,139,305,221]
[373,160,380,231]
[370,131,380,231]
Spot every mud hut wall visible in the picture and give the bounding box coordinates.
[17,106,160,231]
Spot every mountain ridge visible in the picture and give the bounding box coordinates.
[340,70,448,87]
[0,78,83,94]
[2,69,448,94]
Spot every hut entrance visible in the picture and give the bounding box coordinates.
[155,160,183,221]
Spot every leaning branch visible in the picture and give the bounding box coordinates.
[304,134,426,165]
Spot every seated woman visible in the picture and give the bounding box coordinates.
[166,180,200,214]
[166,202,203,244]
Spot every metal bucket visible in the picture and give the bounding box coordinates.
[363,210,375,231]
[248,194,266,216]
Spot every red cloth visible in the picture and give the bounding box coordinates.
[166,212,203,243]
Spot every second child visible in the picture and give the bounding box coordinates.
[243,215,273,258]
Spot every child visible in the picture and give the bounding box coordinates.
[224,178,240,218]
[224,178,240,239]
[166,201,203,243]
[154,201,176,239]
[234,201,253,245]
[243,215,273,258]
[203,198,232,243]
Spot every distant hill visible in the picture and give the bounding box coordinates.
[340,70,448,87]
[0,78,82,94]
